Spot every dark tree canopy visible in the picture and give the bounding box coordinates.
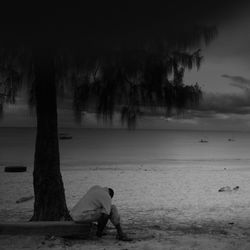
[0,25,214,128]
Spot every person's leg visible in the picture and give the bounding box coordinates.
[96,213,110,237]
[110,205,132,241]
[72,210,101,223]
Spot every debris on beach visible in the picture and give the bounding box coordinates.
[218,186,239,192]
[16,195,34,203]
[218,186,231,192]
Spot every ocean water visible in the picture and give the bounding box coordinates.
[0,128,250,169]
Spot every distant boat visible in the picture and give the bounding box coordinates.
[228,138,235,142]
[60,136,72,140]
[59,133,72,140]
[199,139,208,143]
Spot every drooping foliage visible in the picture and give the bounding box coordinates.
[65,45,204,129]
[0,49,24,118]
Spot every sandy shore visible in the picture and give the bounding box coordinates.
[1,227,250,250]
[1,163,250,249]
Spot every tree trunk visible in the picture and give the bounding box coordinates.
[31,48,70,221]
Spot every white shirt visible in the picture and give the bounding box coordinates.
[70,185,112,219]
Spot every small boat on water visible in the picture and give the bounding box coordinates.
[199,139,208,143]
[59,133,72,140]
[59,135,73,140]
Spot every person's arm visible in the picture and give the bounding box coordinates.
[100,192,112,215]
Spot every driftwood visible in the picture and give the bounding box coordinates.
[16,195,34,203]
[218,186,239,192]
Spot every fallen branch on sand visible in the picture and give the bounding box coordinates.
[16,196,34,204]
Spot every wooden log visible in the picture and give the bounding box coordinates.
[4,166,27,172]
[0,222,92,237]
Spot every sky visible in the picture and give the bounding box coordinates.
[1,2,250,131]
[185,7,250,94]
[182,5,250,131]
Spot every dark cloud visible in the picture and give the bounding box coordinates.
[173,74,250,117]
[221,74,250,91]
[172,73,250,118]
[222,74,250,84]
[197,92,250,115]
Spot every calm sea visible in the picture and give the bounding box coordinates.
[1,128,250,169]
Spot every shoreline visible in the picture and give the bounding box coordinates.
[1,126,250,132]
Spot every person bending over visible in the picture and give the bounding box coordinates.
[70,185,131,241]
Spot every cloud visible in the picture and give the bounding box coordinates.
[221,74,250,91]
[198,92,250,114]
[187,74,250,117]
[221,74,250,84]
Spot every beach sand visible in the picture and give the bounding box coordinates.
[1,163,250,249]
